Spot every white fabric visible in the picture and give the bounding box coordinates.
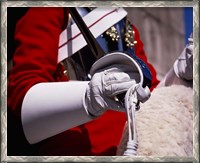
[90,52,144,85]
[174,36,193,81]
[58,7,127,63]
[86,52,145,116]
[158,35,193,88]
[86,64,139,116]
[21,81,93,144]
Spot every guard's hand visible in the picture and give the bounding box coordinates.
[85,64,140,117]
[174,34,193,81]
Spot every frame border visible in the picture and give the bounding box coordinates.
[1,1,199,162]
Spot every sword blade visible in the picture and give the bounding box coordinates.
[68,7,105,60]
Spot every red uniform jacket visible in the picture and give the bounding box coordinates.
[7,7,159,156]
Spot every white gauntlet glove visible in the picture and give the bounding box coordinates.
[174,34,193,81]
[21,52,149,144]
[85,64,140,117]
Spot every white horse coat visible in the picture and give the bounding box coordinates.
[117,85,193,156]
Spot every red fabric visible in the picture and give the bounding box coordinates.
[8,8,67,117]
[7,7,159,156]
[132,25,160,91]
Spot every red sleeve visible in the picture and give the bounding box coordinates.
[132,25,160,91]
[8,7,68,116]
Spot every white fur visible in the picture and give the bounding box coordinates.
[117,85,193,156]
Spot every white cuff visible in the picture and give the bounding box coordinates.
[21,81,93,144]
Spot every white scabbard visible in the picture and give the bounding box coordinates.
[21,81,93,144]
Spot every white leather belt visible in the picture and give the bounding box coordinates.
[58,7,127,63]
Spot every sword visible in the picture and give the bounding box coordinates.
[68,7,127,104]
[69,8,142,156]
[68,7,105,60]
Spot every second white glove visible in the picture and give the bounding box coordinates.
[174,34,193,81]
[85,64,140,117]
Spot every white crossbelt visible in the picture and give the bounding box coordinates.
[58,7,127,63]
